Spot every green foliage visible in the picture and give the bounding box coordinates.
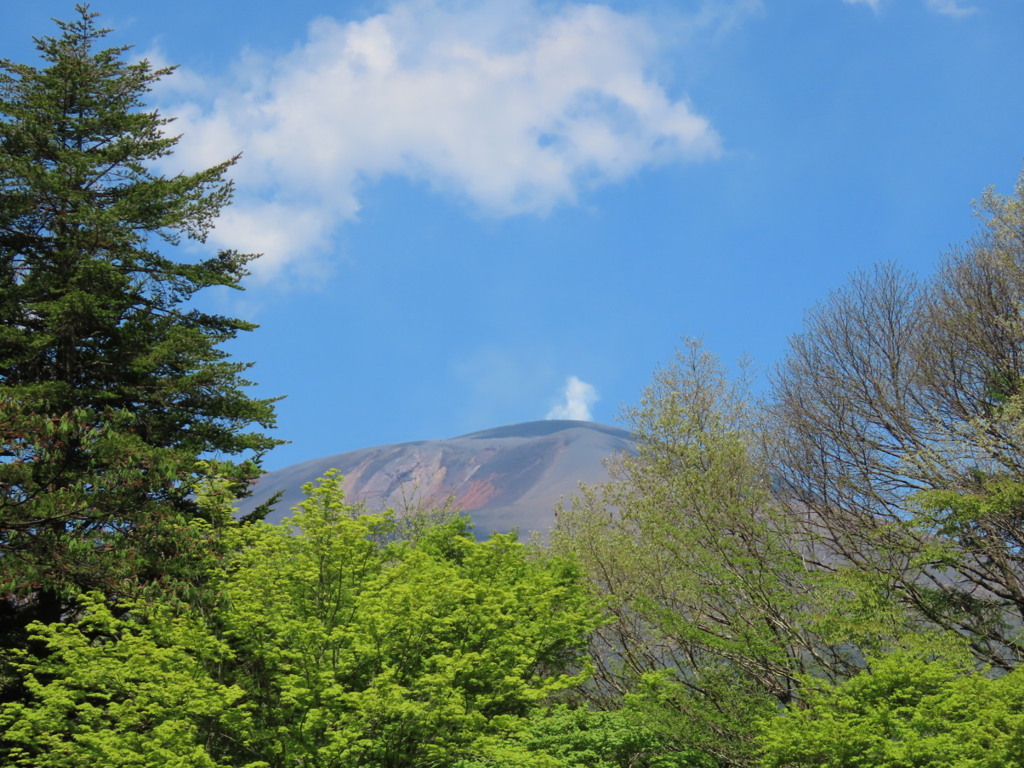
[456,704,710,768]
[0,594,258,768]
[555,341,840,767]
[225,471,604,767]
[0,472,604,767]
[770,169,1024,667]
[0,7,279,631]
[914,479,1024,549]
[524,705,711,768]
[758,651,1024,768]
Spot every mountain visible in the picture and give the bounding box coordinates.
[236,420,634,537]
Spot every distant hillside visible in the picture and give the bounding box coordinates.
[236,420,634,537]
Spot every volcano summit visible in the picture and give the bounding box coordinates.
[236,420,634,537]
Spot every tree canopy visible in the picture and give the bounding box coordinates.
[553,170,1024,765]
[759,650,1024,768]
[771,172,1024,668]
[0,473,605,768]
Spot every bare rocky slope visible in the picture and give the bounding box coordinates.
[236,420,634,537]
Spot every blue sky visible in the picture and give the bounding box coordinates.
[4,0,1024,470]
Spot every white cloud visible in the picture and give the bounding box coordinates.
[161,0,721,278]
[842,0,976,15]
[925,0,976,17]
[693,0,765,35]
[547,376,598,421]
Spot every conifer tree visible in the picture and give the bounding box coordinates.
[0,7,279,632]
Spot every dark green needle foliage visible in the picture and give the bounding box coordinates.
[0,6,279,637]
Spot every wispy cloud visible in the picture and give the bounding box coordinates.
[925,0,976,17]
[160,0,721,278]
[842,0,976,15]
[842,0,881,11]
[547,376,598,421]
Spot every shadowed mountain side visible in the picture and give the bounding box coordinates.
[236,420,635,537]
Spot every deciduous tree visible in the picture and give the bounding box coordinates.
[225,471,601,768]
[554,341,845,768]
[758,649,1024,768]
[1,472,604,767]
[770,171,1024,667]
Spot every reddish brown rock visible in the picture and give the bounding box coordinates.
[237,420,634,537]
